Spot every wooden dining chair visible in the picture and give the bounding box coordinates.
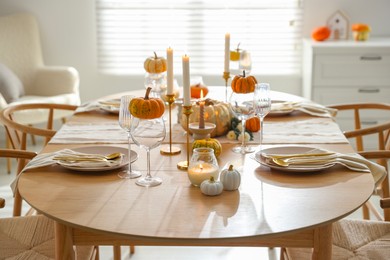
[0,149,98,259]
[0,103,78,151]
[282,150,390,260]
[328,102,390,152]
[328,102,390,220]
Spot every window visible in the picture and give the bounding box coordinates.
[96,0,303,75]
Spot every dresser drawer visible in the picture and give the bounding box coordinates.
[313,54,390,87]
[313,86,390,106]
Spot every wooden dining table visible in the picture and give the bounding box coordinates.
[17,87,376,260]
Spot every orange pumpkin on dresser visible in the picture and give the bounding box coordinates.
[231,70,257,94]
[311,26,331,41]
[129,87,165,119]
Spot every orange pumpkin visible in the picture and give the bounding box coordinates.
[129,87,165,119]
[245,117,260,132]
[231,71,257,94]
[190,83,209,98]
[311,26,331,41]
[352,23,371,32]
[144,52,167,73]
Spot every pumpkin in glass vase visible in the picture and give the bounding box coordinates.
[180,99,233,137]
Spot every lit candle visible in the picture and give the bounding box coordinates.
[187,163,219,186]
[224,33,230,73]
[167,47,174,95]
[182,54,191,106]
[199,90,205,129]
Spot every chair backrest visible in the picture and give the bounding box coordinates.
[0,13,44,94]
[328,103,390,152]
[0,103,77,151]
[0,149,37,216]
[358,150,390,221]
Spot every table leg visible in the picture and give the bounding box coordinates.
[312,223,332,260]
[55,221,75,260]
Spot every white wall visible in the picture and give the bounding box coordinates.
[1,0,389,102]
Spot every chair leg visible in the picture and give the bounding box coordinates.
[130,245,135,254]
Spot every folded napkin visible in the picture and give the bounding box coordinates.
[272,101,338,117]
[263,152,386,185]
[75,99,120,114]
[10,149,123,193]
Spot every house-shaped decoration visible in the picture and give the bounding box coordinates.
[327,10,350,40]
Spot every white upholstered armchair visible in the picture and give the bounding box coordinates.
[0,12,80,115]
[0,12,80,171]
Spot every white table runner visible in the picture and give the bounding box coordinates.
[50,118,348,145]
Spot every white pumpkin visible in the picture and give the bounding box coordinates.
[220,165,241,191]
[200,177,223,196]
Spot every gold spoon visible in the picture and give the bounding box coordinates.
[271,154,336,167]
[53,152,122,162]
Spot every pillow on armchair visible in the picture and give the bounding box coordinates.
[0,63,24,103]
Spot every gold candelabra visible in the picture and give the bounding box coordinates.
[223,71,230,102]
[160,94,181,155]
[177,105,193,170]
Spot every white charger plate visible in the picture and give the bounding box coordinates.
[57,146,137,172]
[98,99,121,114]
[255,146,335,172]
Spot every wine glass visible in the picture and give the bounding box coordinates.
[118,95,142,179]
[131,117,166,187]
[254,83,271,153]
[229,91,256,154]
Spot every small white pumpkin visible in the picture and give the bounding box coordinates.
[220,165,241,191]
[200,177,223,196]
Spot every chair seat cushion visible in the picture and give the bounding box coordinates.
[8,93,80,125]
[0,63,24,103]
[285,219,390,260]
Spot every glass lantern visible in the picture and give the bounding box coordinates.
[187,148,219,187]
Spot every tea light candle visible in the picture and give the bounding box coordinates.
[167,47,174,95]
[187,163,219,187]
[182,54,191,106]
[224,33,230,73]
[199,90,205,129]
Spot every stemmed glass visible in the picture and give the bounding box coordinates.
[254,83,271,153]
[131,117,166,187]
[118,95,142,179]
[229,91,256,154]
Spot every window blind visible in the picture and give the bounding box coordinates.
[96,0,304,75]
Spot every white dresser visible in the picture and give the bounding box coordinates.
[302,38,390,149]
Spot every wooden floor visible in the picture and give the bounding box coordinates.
[0,131,379,260]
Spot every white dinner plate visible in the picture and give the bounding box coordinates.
[255,146,335,172]
[268,100,294,116]
[98,99,121,114]
[57,146,137,172]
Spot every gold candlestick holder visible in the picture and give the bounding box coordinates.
[223,71,230,102]
[177,105,193,170]
[161,94,181,155]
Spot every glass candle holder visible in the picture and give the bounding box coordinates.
[187,148,219,187]
[144,72,167,98]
